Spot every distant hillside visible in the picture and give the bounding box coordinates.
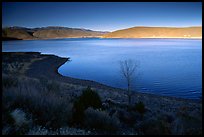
[33,27,107,39]
[2,26,108,40]
[3,26,202,40]
[2,27,36,40]
[102,26,202,39]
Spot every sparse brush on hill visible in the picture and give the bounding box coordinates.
[2,75,73,134]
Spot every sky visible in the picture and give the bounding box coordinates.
[2,2,202,32]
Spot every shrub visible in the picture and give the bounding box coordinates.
[2,110,15,129]
[11,109,29,127]
[72,86,102,124]
[5,108,32,135]
[72,99,85,124]
[30,94,73,130]
[171,112,202,135]
[139,118,171,135]
[84,107,120,133]
[117,109,139,126]
[78,86,102,109]
[27,126,48,135]
[134,101,145,115]
[39,77,60,93]
[2,75,18,88]
[2,76,73,131]
[46,80,60,93]
[27,126,90,135]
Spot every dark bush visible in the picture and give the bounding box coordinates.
[139,118,171,135]
[72,86,102,124]
[72,99,85,124]
[117,110,139,126]
[2,75,18,88]
[84,107,120,133]
[46,80,60,93]
[79,86,102,109]
[2,110,15,127]
[134,101,145,115]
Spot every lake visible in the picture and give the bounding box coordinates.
[2,38,202,100]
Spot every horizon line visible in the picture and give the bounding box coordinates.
[2,25,202,32]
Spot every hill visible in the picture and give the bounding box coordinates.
[2,27,36,40]
[33,27,107,39]
[102,26,202,39]
[2,26,108,40]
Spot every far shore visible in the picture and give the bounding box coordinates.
[100,37,202,39]
[2,37,202,41]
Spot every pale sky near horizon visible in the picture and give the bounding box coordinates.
[2,2,202,32]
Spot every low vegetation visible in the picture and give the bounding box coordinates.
[2,73,202,135]
[84,107,120,134]
[134,101,146,115]
[2,75,73,134]
[72,86,102,124]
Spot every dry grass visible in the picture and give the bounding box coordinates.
[2,74,73,133]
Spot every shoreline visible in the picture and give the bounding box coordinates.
[22,52,200,103]
[2,37,202,41]
[2,51,201,104]
[100,37,202,40]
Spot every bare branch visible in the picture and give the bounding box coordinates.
[119,59,139,105]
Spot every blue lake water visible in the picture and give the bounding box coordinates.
[2,38,202,100]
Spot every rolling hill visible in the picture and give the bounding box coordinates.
[2,26,108,40]
[2,27,36,40]
[102,26,202,39]
[2,26,202,40]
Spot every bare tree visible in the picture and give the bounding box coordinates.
[120,59,139,105]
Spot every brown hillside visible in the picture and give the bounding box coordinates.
[33,29,105,39]
[2,27,108,40]
[2,28,35,40]
[102,26,202,38]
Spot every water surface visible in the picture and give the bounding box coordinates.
[2,38,202,100]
